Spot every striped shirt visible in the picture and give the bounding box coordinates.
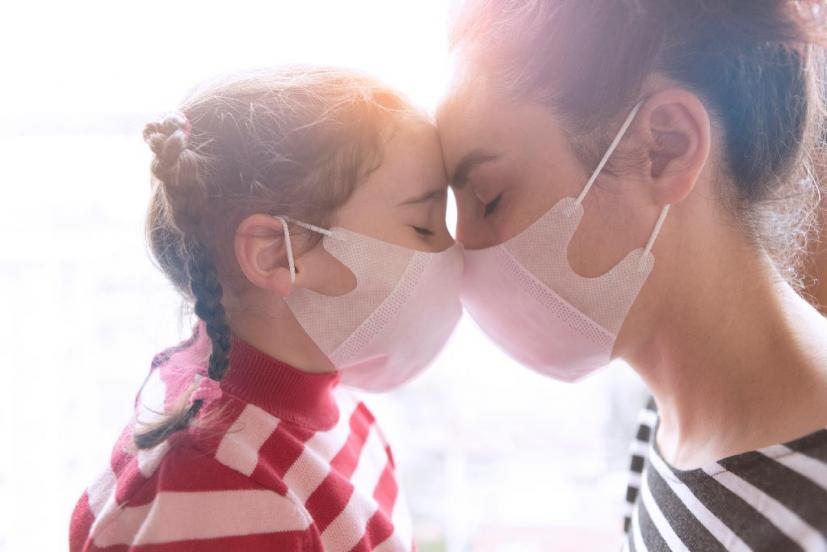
[70,325,413,551]
[624,399,827,551]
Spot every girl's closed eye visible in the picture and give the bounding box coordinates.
[397,187,447,242]
[413,225,435,237]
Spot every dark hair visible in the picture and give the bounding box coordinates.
[135,68,414,449]
[451,0,827,284]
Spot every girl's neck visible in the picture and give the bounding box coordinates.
[228,295,336,375]
[628,248,827,470]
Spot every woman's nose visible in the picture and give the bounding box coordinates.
[455,214,494,250]
[453,200,473,247]
[454,218,468,247]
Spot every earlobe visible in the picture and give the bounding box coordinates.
[639,88,711,206]
[234,214,295,297]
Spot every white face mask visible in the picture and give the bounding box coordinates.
[461,102,670,382]
[276,217,464,392]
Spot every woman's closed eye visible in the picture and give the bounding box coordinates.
[483,193,503,218]
[472,179,504,219]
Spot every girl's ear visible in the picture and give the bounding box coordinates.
[234,215,294,297]
[636,88,712,207]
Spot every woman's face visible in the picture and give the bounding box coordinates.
[437,77,663,279]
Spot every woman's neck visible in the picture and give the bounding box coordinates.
[626,246,827,470]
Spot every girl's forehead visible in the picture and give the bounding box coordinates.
[336,122,448,209]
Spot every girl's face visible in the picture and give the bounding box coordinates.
[292,117,455,297]
[230,116,459,374]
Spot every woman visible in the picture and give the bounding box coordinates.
[439,0,827,549]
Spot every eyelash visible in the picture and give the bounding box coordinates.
[413,226,434,237]
[484,193,503,218]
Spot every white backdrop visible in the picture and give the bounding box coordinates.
[0,2,648,550]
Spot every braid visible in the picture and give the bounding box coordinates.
[187,241,232,381]
[132,243,233,450]
[134,113,232,450]
[132,397,203,450]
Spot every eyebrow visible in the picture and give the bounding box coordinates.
[397,188,447,207]
[450,149,501,189]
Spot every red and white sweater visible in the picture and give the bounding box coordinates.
[70,325,413,551]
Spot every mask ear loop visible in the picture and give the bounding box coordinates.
[273,216,335,284]
[575,101,645,209]
[640,205,670,271]
[285,217,334,238]
[567,101,671,271]
[273,216,298,284]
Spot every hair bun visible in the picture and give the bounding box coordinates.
[143,112,192,179]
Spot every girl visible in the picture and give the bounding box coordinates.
[440,0,827,549]
[70,68,462,551]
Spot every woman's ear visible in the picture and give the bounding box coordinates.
[234,214,294,297]
[636,88,711,206]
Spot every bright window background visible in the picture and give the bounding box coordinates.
[0,2,648,550]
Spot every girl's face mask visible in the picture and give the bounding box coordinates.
[460,102,670,382]
[277,217,464,392]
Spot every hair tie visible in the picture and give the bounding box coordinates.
[181,118,192,139]
[163,111,190,134]
[190,375,222,406]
